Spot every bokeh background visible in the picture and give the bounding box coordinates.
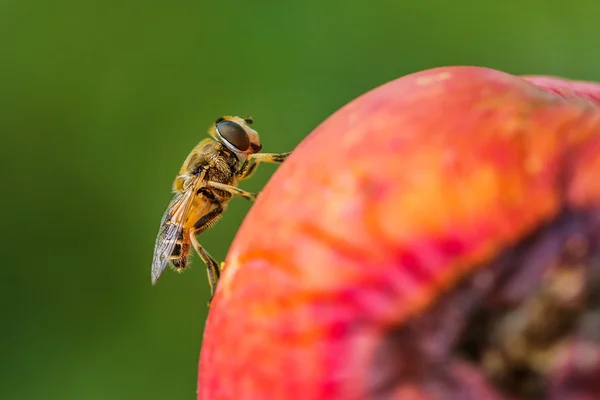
[1,1,600,399]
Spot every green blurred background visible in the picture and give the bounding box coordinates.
[1,0,599,399]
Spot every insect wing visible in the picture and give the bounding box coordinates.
[151,171,208,284]
[151,192,188,284]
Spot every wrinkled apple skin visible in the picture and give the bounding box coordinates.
[198,67,600,400]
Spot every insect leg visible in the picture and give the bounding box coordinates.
[237,152,291,181]
[249,151,291,164]
[193,197,224,235]
[190,190,225,303]
[206,181,257,202]
[189,232,221,302]
[237,158,259,180]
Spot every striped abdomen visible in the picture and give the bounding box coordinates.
[165,224,191,271]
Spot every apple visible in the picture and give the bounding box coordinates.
[198,66,600,400]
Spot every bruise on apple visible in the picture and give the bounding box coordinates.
[371,210,600,400]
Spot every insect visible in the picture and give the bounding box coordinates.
[151,116,291,301]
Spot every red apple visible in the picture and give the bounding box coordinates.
[198,66,600,400]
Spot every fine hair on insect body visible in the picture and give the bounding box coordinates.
[151,116,291,303]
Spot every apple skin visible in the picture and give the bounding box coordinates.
[522,75,600,106]
[197,67,600,400]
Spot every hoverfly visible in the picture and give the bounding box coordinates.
[151,116,291,301]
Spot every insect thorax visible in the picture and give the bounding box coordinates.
[174,140,240,198]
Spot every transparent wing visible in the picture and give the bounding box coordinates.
[151,171,207,284]
[151,192,187,284]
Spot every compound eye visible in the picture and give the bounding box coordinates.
[215,120,250,151]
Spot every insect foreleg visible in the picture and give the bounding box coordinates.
[237,152,291,181]
[249,151,291,164]
[206,181,257,202]
[237,159,259,180]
